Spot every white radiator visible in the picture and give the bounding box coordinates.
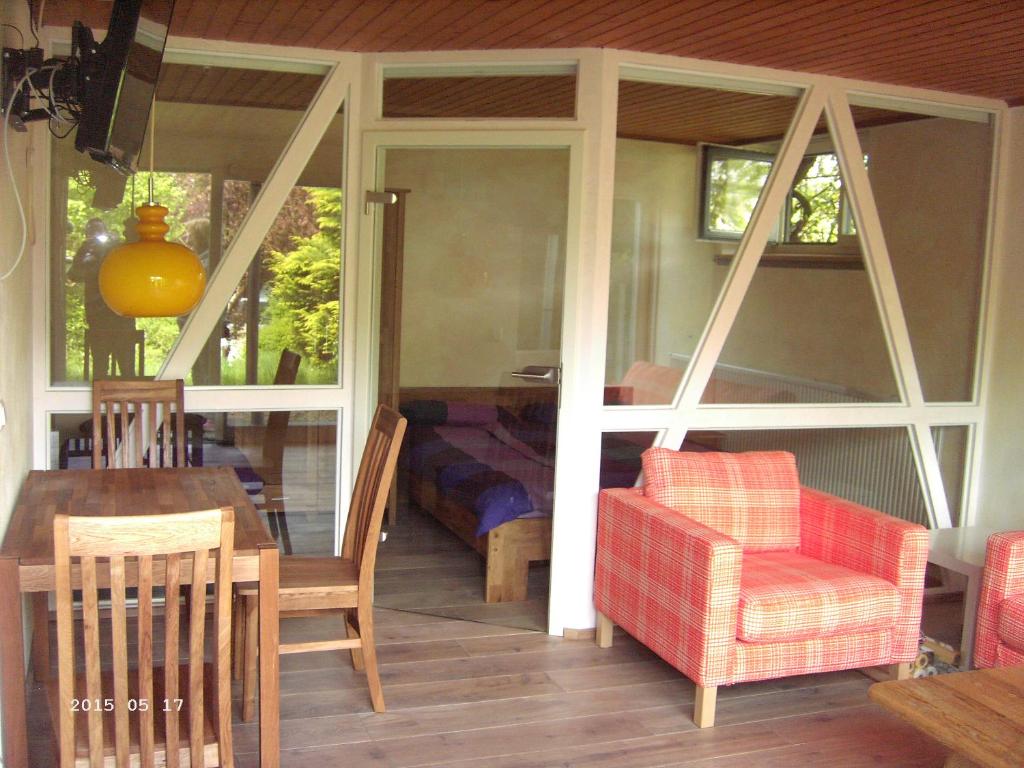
[670,356,928,525]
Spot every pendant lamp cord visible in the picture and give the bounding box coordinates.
[148,95,155,204]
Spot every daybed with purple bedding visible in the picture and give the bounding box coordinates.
[399,366,723,604]
[399,391,657,603]
[400,396,557,602]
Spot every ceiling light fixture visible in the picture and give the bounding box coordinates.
[99,97,206,317]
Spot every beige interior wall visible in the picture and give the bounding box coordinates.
[385,147,569,387]
[977,106,1024,530]
[609,139,719,381]
[0,0,37,747]
[864,116,991,403]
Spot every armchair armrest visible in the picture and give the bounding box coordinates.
[798,486,928,660]
[975,531,1024,668]
[594,488,742,687]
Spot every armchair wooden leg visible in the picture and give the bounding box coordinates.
[595,611,614,649]
[891,662,911,680]
[242,594,259,722]
[694,685,717,728]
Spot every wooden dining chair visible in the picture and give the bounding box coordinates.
[52,507,235,768]
[235,404,407,719]
[92,379,187,468]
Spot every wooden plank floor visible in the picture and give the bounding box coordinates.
[25,605,951,767]
[375,499,549,632]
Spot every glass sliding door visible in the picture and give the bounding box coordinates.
[370,144,570,632]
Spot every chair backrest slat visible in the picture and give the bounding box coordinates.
[164,552,181,768]
[138,554,155,768]
[54,507,234,767]
[189,547,208,768]
[80,555,104,767]
[92,380,187,469]
[110,555,130,767]
[342,405,407,582]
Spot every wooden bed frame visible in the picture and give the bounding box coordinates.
[407,473,551,602]
[400,385,555,603]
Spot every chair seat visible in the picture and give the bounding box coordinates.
[237,556,360,609]
[738,551,901,643]
[997,595,1024,653]
[46,664,220,767]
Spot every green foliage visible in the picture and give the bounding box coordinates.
[63,171,211,379]
[707,155,772,236]
[705,150,857,244]
[61,171,342,386]
[260,188,342,380]
[786,154,846,243]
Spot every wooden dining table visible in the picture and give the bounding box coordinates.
[0,467,280,768]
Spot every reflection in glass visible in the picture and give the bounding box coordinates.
[50,408,338,555]
[606,81,801,404]
[55,170,210,382]
[50,61,325,386]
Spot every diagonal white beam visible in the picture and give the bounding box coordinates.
[160,63,350,379]
[661,86,828,450]
[825,91,950,528]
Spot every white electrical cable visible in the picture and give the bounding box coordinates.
[0,72,33,282]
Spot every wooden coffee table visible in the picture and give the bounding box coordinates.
[869,665,1024,767]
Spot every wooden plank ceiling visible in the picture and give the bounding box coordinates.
[156,62,920,146]
[46,0,1024,105]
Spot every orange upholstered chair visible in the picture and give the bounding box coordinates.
[594,448,929,728]
[974,531,1024,669]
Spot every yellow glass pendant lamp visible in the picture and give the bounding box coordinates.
[99,203,207,317]
[98,97,206,317]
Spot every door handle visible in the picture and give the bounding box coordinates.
[510,365,559,384]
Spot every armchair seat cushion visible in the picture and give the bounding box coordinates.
[997,596,1024,653]
[738,551,901,643]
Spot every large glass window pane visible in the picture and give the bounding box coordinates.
[49,62,325,386]
[193,108,344,386]
[859,107,992,402]
[606,80,802,405]
[702,113,898,405]
[49,408,338,555]
[683,428,928,525]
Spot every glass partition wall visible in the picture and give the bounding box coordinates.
[604,69,993,536]
[45,57,346,557]
[34,45,1000,636]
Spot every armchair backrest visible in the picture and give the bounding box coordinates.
[641,447,801,551]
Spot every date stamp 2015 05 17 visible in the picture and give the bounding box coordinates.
[70,698,184,712]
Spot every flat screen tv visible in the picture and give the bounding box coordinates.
[74,0,175,175]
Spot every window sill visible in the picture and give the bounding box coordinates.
[714,241,863,270]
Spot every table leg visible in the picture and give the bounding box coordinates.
[0,557,28,768]
[31,593,50,682]
[258,546,280,768]
[961,572,982,670]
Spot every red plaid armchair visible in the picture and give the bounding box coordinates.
[594,448,929,728]
[974,531,1024,669]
